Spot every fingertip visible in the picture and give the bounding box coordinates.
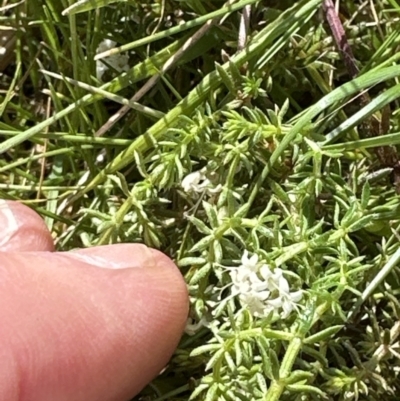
[68,244,189,393]
[69,244,189,325]
[0,200,54,252]
[0,247,189,400]
[151,248,190,315]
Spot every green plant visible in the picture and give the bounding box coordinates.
[2,0,400,399]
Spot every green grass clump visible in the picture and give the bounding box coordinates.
[2,0,400,400]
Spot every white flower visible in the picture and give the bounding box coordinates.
[181,170,205,192]
[260,266,289,294]
[96,39,129,81]
[238,291,271,317]
[181,169,222,196]
[229,250,303,319]
[266,288,303,318]
[240,250,259,272]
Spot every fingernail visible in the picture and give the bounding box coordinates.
[0,200,18,248]
[0,200,54,252]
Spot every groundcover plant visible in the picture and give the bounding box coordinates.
[1,0,400,400]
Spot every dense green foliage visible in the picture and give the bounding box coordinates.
[2,0,400,400]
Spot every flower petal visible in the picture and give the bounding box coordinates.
[241,250,250,265]
[249,253,259,266]
[289,290,303,303]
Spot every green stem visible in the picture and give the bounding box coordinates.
[264,301,316,401]
[94,0,260,59]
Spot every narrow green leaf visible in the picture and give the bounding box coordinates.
[304,325,344,344]
[256,372,268,393]
[205,348,225,371]
[285,370,314,385]
[360,182,371,210]
[205,383,219,401]
[256,338,273,380]
[189,263,212,285]
[189,384,209,401]
[349,247,400,319]
[187,216,212,235]
[269,349,280,380]
[212,240,223,263]
[347,214,375,232]
[63,0,127,15]
[286,383,327,397]
[324,83,400,144]
[178,257,207,267]
[215,62,237,95]
[190,344,221,357]
[202,201,219,229]
[93,0,260,57]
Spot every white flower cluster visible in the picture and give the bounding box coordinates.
[95,39,129,81]
[229,251,302,319]
[181,168,222,196]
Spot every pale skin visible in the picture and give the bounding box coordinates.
[0,200,189,401]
